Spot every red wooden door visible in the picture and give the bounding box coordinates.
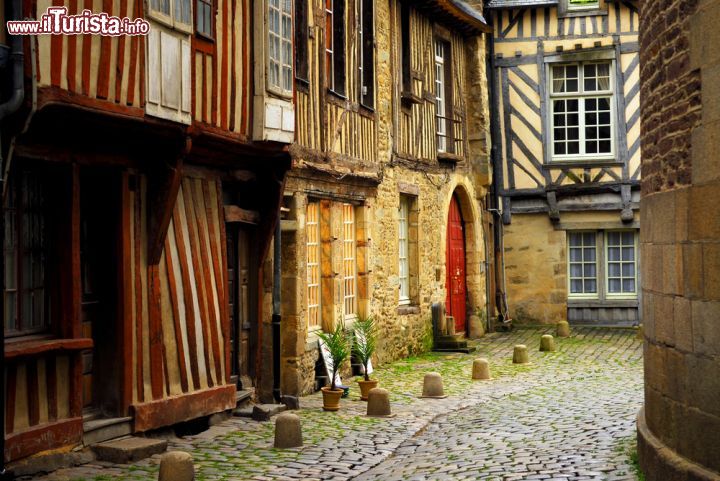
[446,196,467,333]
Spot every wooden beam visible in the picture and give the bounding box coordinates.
[132,384,235,432]
[4,338,93,360]
[148,143,187,265]
[224,205,260,224]
[4,417,83,463]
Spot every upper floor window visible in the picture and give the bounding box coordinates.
[400,2,411,94]
[4,171,48,337]
[568,0,599,9]
[149,0,192,32]
[358,0,375,108]
[325,0,347,95]
[196,0,212,38]
[434,39,453,153]
[295,0,309,82]
[268,0,293,95]
[550,61,613,162]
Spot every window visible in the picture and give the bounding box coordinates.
[568,0,599,9]
[306,202,321,329]
[567,230,638,300]
[568,232,598,297]
[398,197,410,305]
[434,39,453,153]
[295,0,309,82]
[358,0,374,108]
[550,61,613,161]
[606,231,637,297]
[341,204,357,320]
[268,0,293,94]
[149,0,192,31]
[196,0,212,38]
[400,2,411,94]
[4,171,48,337]
[325,0,346,95]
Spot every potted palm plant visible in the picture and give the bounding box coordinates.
[353,316,378,401]
[317,322,349,411]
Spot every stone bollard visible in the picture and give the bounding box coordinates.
[366,388,392,417]
[556,320,571,338]
[513,344,530,364]
[158,451,194,481]
[636,324,644,340]
[421,372,447,398]
[273,412,303,449]
[471,358,491,380]
[539,334,556,352]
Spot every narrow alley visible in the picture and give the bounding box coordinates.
[28,327,643,481]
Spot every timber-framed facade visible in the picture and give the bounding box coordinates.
[278,0,493,396]
[0,0,291,465]
[486,0,641,326]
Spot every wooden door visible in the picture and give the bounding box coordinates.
[446,196,467,333]
[227,225,254,389]
[80,170,121,415]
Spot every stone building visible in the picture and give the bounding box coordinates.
[275,0,493,397]
[638,0,720,479]
[485,0,642,326]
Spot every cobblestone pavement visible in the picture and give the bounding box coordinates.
[29,327,643,481]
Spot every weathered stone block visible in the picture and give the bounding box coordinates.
[512,344,530,364]
[689,184,720,241]
[274,413,303,449]
[366,388,392,416]
[539,335,555,352]
[93,437,167,464]
[471,358,491,380]
[682,242,705,299]
[702,242,720,300]
[420,372,446,398]
[691,300,720,357]
[556,321,570,338]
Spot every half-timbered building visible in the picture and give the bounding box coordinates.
[278,0,493,396]
[0,0,291,465]
[485,0,641,326]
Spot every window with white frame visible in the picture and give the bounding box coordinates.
[149,0,192,31]
[568,0,599,10]
[306,202,321,330]
[196,0,212,38]
[268,0,293,95]
[567,230,638,300]
[341,204,357,320]
[568,232,598,297]
[606,231,637,296]
[550,61,613,161]
[398,197,410,305]
[435,40,448,153]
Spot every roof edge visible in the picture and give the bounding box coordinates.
[439,0,493,33]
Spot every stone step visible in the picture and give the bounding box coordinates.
[93,437,167,464]
[82,416,133,446]
[252,403,287,421]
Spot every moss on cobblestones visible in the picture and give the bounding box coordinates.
[29,328,643,481]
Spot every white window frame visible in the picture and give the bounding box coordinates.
[398,197,410,306]
[306,202,322,331]
[605,230,638,300]
[567,231,599,300]
[548,60,615,163]
[341,204,357,321]
[568,0,600,11]
[148,0,193,33]
[435,40,448,153]
[267,0,294,97]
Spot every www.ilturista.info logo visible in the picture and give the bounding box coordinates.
[7,7,150,35]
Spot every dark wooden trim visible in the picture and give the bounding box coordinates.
[115,0,128,102]
[215,181,231,384]
[81,0,93,96]
[27,360,40,427]
[501,68,516,189]
[4,338,93,360]
[4,417,83,463]
[134,179,144,403]
[37,86,146,120]
[120,172,134,414]
[223,206,260,225]
[220,0,229,130]
[66,0,78,92]
[148,155,185,265]
[613,38,629,180]
[5,365,16,434]
[46,355,58,422]
[132,384,235,432]
[96,0,113,99]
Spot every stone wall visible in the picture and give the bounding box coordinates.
[638,0,720,479]
[502,214,567,324]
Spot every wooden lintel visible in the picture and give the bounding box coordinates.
[224,205,260,224]
[280,220,298,232]
[132,384,236,432]
[148,154,186,265]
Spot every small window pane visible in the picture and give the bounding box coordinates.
[609,279,622,293]
[584,280,597,293]
[623,279,636,292]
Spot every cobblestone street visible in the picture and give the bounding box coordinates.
[31,327,643,481]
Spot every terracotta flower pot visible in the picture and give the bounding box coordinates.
[321,387,344,411]
[358,379,379,401]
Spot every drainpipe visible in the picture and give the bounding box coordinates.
[0,0,24,477]
[271,216,282,403]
